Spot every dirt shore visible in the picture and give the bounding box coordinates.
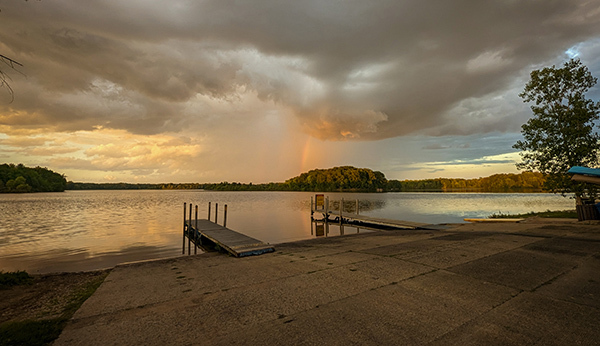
[0,270,110,325]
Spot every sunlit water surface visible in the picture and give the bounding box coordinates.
[0,190,573,273]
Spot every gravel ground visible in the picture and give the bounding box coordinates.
[0,270,110,324]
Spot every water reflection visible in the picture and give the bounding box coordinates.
[310,220,365,238]
[0,190,574,273]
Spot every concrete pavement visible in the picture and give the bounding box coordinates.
[56,219,600,345]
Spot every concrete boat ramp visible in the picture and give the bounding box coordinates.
[56,219,600,345]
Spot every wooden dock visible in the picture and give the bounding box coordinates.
[323,210,429,229]
[311,195,431,230]
[183,202,273,257]
[185,219,274,257]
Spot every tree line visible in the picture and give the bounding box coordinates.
[0,163,67,193]
[65,166,546,193]
[386,171,546,192]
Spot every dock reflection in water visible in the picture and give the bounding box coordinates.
[311,220,366,238]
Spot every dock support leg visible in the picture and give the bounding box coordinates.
[182,202,186,254]
[188,203,192,255]
[194,205,198,255]
[208,202,211,221]
[340,198,343,226]
[215,203,219,225]
[355,199,359,233]
[224,204,228,227]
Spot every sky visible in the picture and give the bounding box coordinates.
[1,1,600,183]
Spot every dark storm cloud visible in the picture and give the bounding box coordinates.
[1,0,599,139]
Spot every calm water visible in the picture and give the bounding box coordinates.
[0,190,573,273]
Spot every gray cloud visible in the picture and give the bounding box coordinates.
[1,0,599,139]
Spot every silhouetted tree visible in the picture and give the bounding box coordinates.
[514,58,600,199]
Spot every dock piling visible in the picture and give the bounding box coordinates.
[208,202,211,221]
[188,203,192,255]
[224,204,228,227]
[215,203,219,225]
[340,198,343,226]
[182,202,186,254]
[194,205,198,255]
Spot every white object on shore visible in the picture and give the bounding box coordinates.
[464,218,525,223]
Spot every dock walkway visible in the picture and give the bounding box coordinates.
[323,210,430,229]
[185,219,274,257]
[311,196,432,230]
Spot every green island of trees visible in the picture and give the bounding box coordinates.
[0,164,67,193]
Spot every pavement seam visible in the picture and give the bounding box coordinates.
[258,267,441,326]
[426,279,525,345]
[442,236,550,272]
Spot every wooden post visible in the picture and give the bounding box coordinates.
[188,203,192,255]
[223,204,228,227]
[194,205,198,255]
[215,203,219,224]
[182,202,186,254]
[356,199,360,234]
[310,196,314,219]
[325,197,329,220]
[208,202,211,221]
[339,198,343,226]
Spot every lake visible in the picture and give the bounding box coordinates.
[0,190,573,273]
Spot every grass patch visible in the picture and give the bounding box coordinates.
[0,271,32,290]
[489,209,578,219]
[0,319,66,346]
[0,271,108,346]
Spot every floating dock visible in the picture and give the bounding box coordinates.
[311,196,431,230]
[185,219,274,257]
[183,202,274,257]
[323,210,429,229]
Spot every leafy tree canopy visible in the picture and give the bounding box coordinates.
[0,163,67,193]
[513,58,600,198]
[285,166,387,192]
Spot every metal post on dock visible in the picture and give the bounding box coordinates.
[215,203,219,225]
[182,202,186,254]
[194,205,198,255]
[325,197,329,220]
[310,196,314,219]
[356,199,360,233]
[208,202,211,221]
[340,198,343,226]
[223,204,228,227]
[188,203,192,255]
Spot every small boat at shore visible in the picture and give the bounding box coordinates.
[568,166,600,185]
